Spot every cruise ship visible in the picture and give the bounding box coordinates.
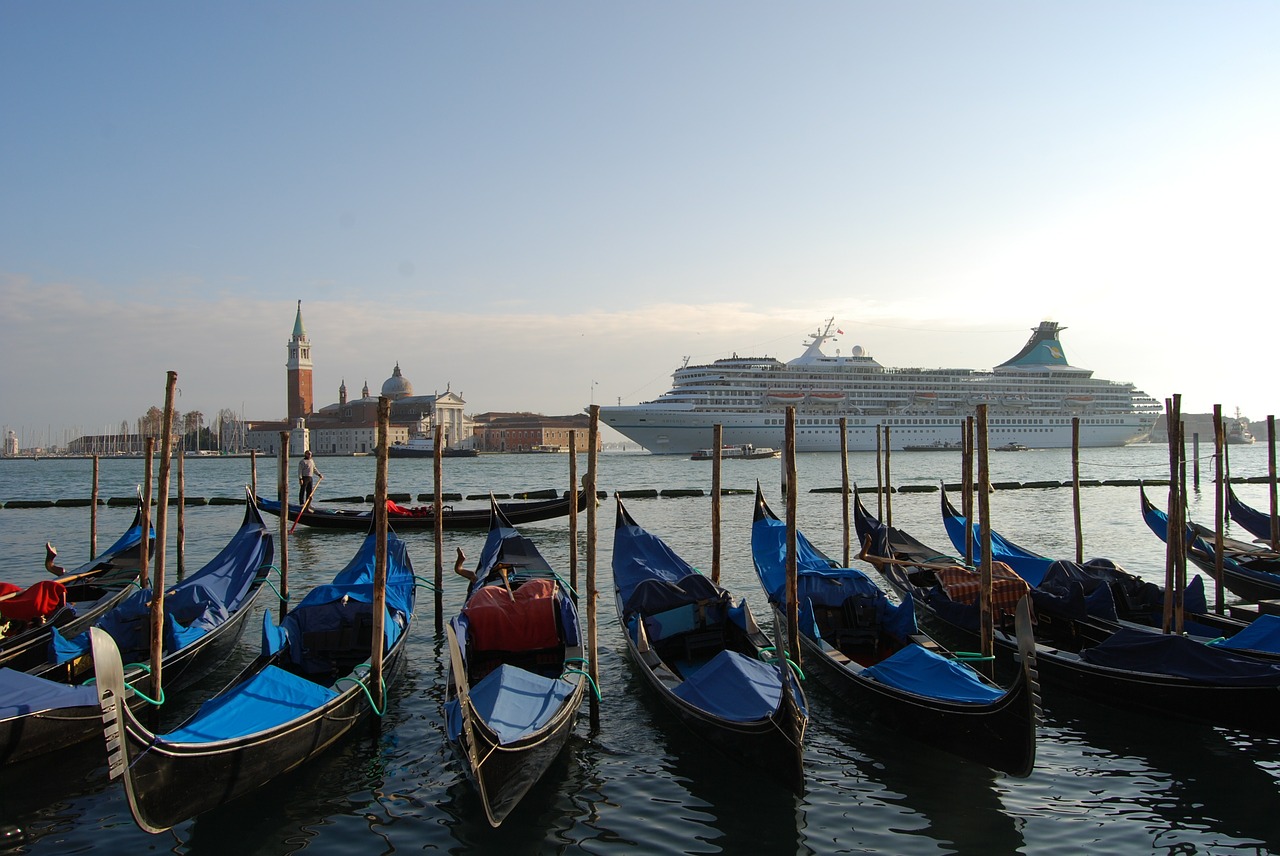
[600,320,1162,454]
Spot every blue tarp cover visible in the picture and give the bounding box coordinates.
[752,512,917,641]
[669,650,783,722]
[1228,488,1275,543]
[943,508,1053,587]
[160,665,338,743]
[1211,614,1280,655]
[612,521,698,607]
[51,505,272,664]
[465,664,576,745]
[861,644,1005,704]
[1081,627,1280,685]
[0,667,98,720]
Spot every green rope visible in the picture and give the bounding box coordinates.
[83,662,165,706]
[334,672,388,717]
[412,575,437,592]
[562,668,601,701]
[756,647,806,681]
[952,651,996,662]
[551,573,579,599]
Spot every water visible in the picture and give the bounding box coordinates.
[2,445,1279,854]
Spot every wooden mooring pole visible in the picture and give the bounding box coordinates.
[976,404,993,662]
[569,430,579,593]
[712,424,722,586]
[90,454,99,560]
[371,397,390,709]
[1072,417,1083,564]
[1213,405,1225,615]
[148,371,177,707]
[140,438,153,591]
[587,405,600,728]
[278,432,290,614]
[176,449,186,579]
[1269,416,1278,552]
[785,407,800,668]
[434,424,445,633]
[840,416,850,569]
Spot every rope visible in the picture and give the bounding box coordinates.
[951,651,996,662]
[561,668,601,701]
[552,573,579,599]
[83,662,166,706]
[756,646,806,681]
[334,672,388,717]
[412,575,437,592]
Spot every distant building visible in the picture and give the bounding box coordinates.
[245,303,473,456]
[471,412,600,453]
[3,431,18,457]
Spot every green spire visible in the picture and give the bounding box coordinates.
[292,300,307,340]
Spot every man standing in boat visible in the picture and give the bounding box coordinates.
[298,450,322,505]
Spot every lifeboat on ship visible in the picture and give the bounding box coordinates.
[808,391,846,405]
[1065,394,1094,407]
[765,391,807,405]
[910,392,938,408]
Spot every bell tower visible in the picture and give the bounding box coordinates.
[286,300,314,422]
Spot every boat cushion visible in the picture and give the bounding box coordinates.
[160,665,339,743]
[0,580,66,623]
[1081,628,1280,685]
[861,644,1004,704]
[933,563,1029,619]
[464,578,560,652]
[466,663,576,744]
[0,667,98,720]
[623,573,723,616]
[669,650,783,722]
[1211,614,1280,655]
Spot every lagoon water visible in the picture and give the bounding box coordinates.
[2,444,1279,854]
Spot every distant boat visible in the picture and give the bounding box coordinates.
[904,440,963,452]
[388,435,478,458]
[1227,412,1255,445]
[690,444,780,461]
[995,442,1029,452]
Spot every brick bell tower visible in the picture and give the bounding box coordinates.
[286,300,314,422]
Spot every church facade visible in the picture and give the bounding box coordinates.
[245,303,472,456]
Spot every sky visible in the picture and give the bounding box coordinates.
[3,2,1278,446]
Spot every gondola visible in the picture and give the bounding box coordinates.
[939,488,1259,647]
[1228,486,1279,545]
[88,524,414,832]
[1139,485,1280,603]
[444,498,587,827]
[1,497,152,671]
[855,491,1280,736]
[0,494,273,767]
[751,486,1038,778]
[256,490,591,531]
[611,499,807,791]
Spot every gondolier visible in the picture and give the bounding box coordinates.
[298,450,321,505]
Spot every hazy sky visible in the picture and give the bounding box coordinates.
[3,2,1277,445]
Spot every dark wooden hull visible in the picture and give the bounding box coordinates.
[257,492,589,531]
[864,494,1280,737]
[0,582,137,672]
[774,606,1038,778]
[96,630,410,832]
[617,594,806,792]
[0,580,266,767]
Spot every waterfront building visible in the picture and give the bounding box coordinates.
[471,412,600,453]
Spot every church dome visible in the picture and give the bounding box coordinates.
[381,363,413,400]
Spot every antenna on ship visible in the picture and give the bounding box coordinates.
[682,356,691,367]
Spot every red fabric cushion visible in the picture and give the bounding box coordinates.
[386,500,431,517]
[464,578,560,651]
[0,580,67,622]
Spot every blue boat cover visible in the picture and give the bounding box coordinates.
[1211,614,1280,655]
[1228,488,1275,543]
[63,505,152,578]
[669,650,783,722]
[1143,497,1280,589]
[861,645,1004,704]
[751,511,917,641]
[943,507,1053,587]
[460,663,576,745]
[1080,627,1280,685]
[263,531,415,660]
[0,667,98,720]
[612,520,699,606]
[51,504,273,664]
[159,665,339,743]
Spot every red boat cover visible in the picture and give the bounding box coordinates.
[386,500,432,517]
[463,578,560,651]
[0,580,67,622]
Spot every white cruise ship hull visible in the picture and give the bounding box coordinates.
[602,405,1152,455]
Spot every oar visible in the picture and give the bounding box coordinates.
[289,475,324,535]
